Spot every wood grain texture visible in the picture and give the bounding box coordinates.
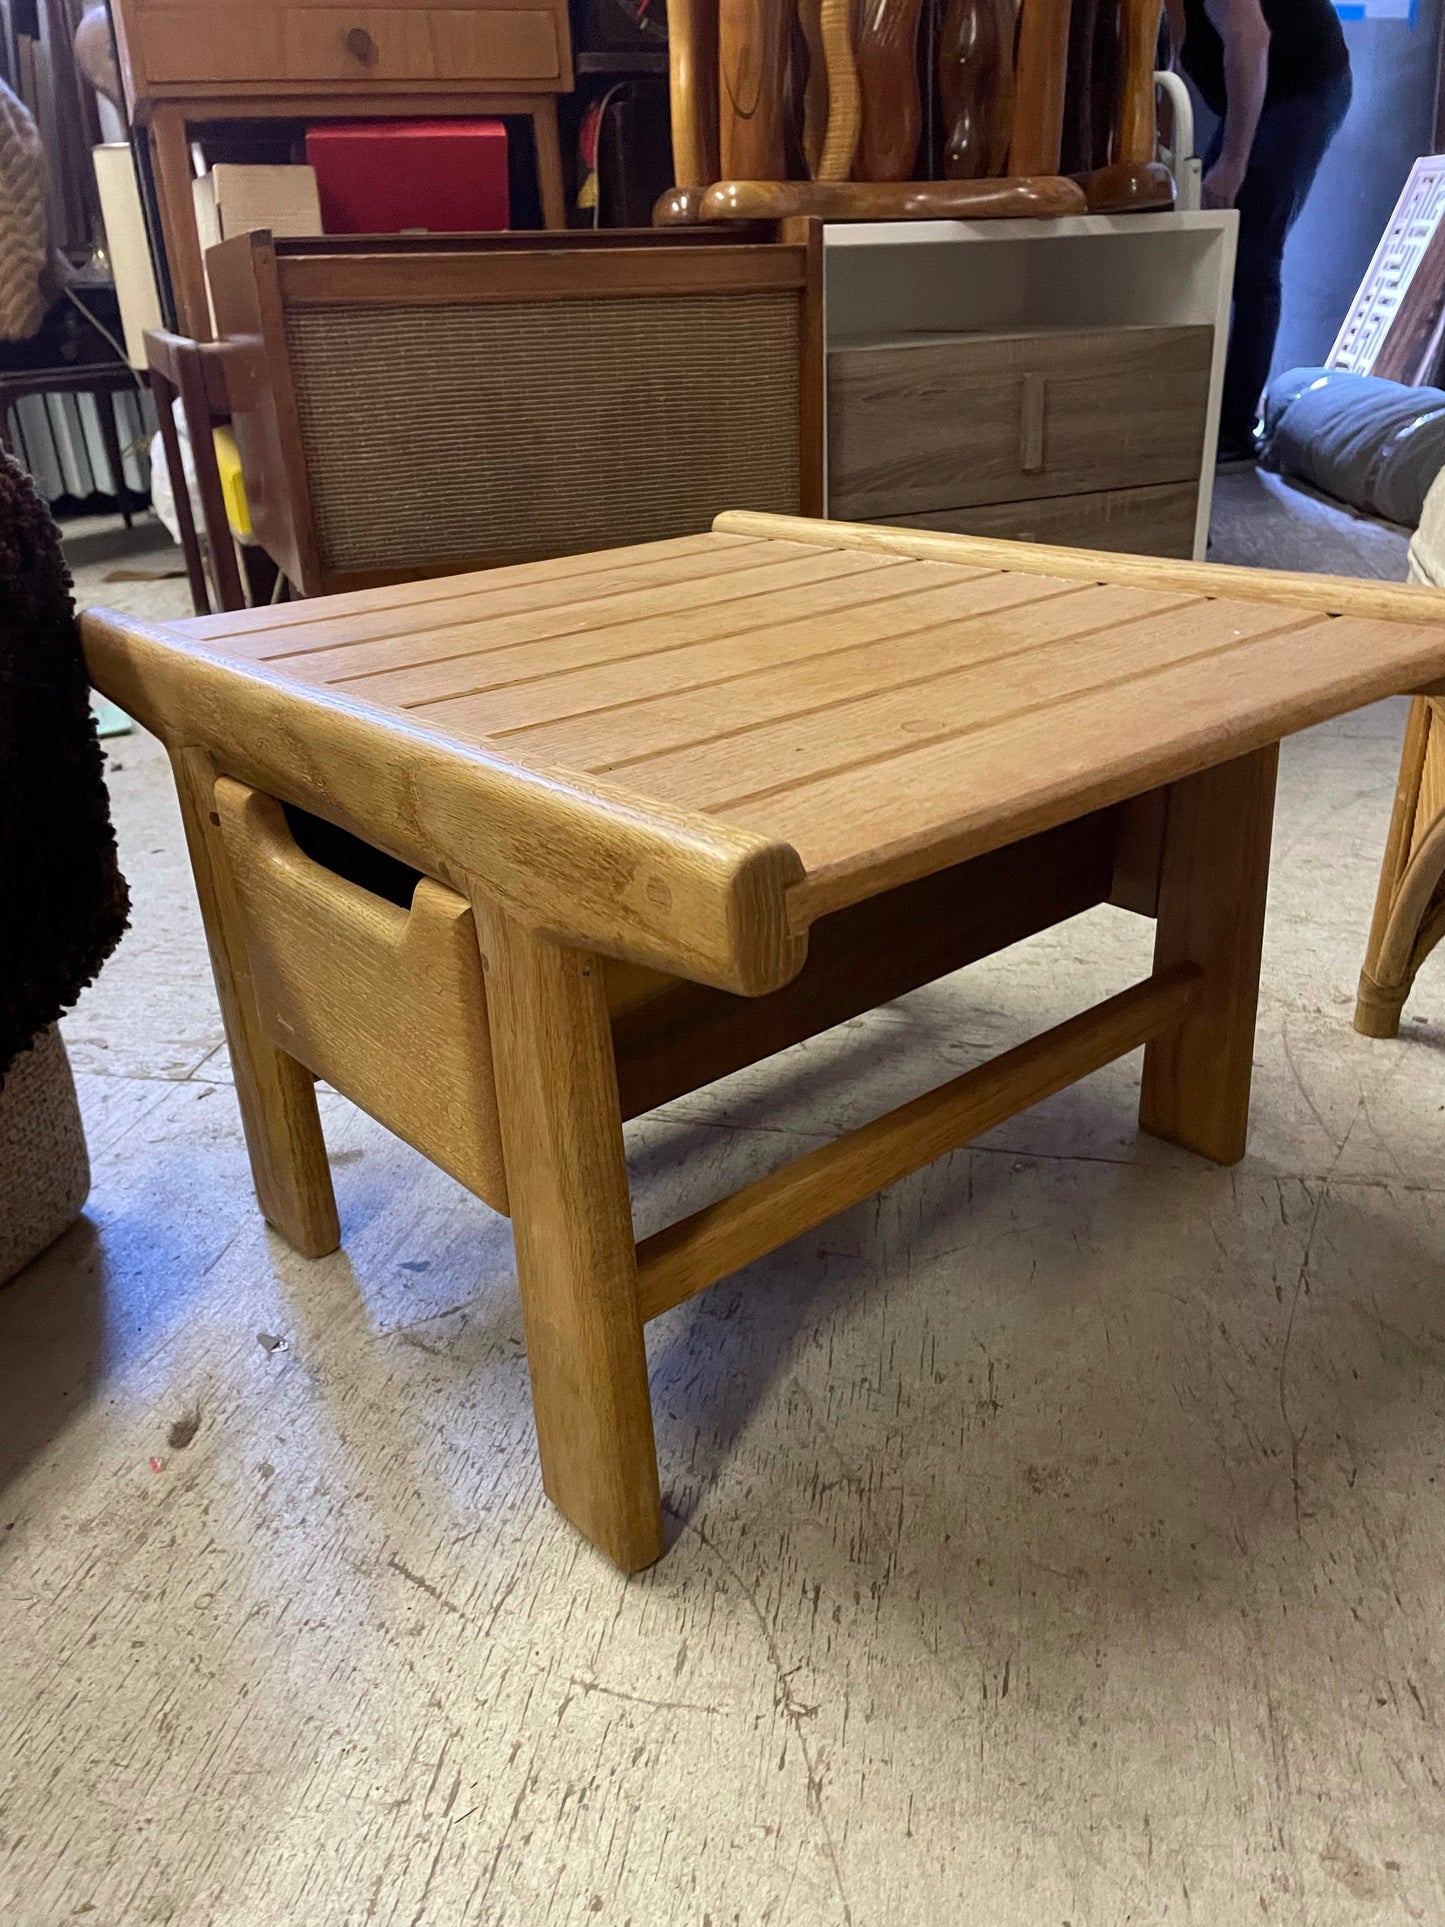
[719,0,791,179]
[130,4,566,85]
[665,0,720,188]
[1008,0,1072,176]
[206,233,323,593]
[1139,747,1278,1164]
[81,603,809,994]
[854,0,926,180]
[592,591,1302,814]
[797,0,829,173]
[712,511,1445,626]
[475,906,662,1572]
[171,748,340,1256]
[878,480,1200,559]
[148,105,212,341]
[274,238,812,306]
[1074,157,1174,211]
[87,523,1445,959]
[118,0,576,338]
[816,0,861,178]
[938,0,1013,178]
[827,324,1212,520]
[701,174,1088,218]
[1115,0,1162,163]
[214,780,508,1211]
[636,964,1202,1318]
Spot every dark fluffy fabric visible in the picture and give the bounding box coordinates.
[0,452,129,1078]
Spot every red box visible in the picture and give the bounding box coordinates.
[305,120,510,234]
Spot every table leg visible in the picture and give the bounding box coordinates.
[1139,744,1278,1165]
[530,100,568,229]
[173,748,340,1257]
[476,903,663,1572]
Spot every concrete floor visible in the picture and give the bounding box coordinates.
[5,511,1445,1924]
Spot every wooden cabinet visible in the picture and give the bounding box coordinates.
[111,0,574,339]
[828,323,1214,526]
[123,1,567,90]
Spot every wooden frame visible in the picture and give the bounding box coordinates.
[145,329,246,615]
[80,512,1445,1571]
[205,226,826,597]
[110,0,577,338]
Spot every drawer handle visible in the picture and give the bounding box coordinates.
[345,25,377,64]
[1020,373,1047,474]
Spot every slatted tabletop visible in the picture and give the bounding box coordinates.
[171,525,1445,923]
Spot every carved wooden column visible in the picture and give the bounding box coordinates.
[855,0,927,180]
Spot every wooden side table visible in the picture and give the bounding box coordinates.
[81,512,1445,1571]
[110,0,575,339]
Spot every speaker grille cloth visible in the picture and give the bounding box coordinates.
[284,292,802,573]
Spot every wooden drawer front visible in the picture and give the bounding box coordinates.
[879,481,1201,561]
[138,6,561,85]
[828,325,1212,521]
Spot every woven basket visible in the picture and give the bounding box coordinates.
[0,1026,89,1285]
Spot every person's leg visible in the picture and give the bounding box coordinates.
[1219,70,1352,453]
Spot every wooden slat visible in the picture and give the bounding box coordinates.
[81,610,811,995]
[713,510,1445,627]
[604,593,1295,812]
[278,244,809,306]
[201,539,807,665]
[506,580,1183,772]
[439,569,1086,753]
[407,559,1008,734]
[177,531,765,644]
[747,611,1445,923]
[301,551,902,698]
[635,964,1202,1321]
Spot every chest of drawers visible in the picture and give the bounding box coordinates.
[112,0,573,337]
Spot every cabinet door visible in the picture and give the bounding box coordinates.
[828,324,1213,521]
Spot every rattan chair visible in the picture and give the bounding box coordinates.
[1355,695,1445,1036]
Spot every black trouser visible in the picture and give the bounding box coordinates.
[1205,65,1352,450]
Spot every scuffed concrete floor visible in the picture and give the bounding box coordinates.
[4,513,1445,1924]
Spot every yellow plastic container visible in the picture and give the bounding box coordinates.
[212,426,252,540]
